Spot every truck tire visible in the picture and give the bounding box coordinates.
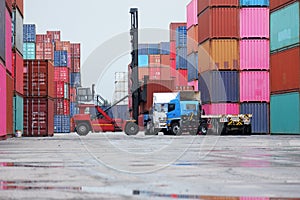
[171,122,181,136]
[76,123,90,136]
[243,125,252,135]
[125,122,139,135]
[198,124,208,135]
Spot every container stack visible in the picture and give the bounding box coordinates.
[239,0,270,134]
[70,43,81,118]
[112,72,129,120]
[0,0,6,138]
[270,0,300,134]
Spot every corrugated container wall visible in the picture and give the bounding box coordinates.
[149,55,160,67]
[70,72,81,87]
[13,94,23,133]
[240,103,269,134]
[46,31,61,43]
[240,39,270,70]
[240,0,270,6]
[0,65,6,137]
[240,8,269,38]
[176,26,187,48]
[6,9,12,73]
[13,52,23,95]
[198,7,239,44]
[23,43,35,59]
[71,43,80,57]
[270,2,299,52]
[23,24,36,43]
[36,42,54,60]
[12,8,23,55]
[161,55,170,67]
[187,52,198,81]
[270,0,298,11]
[6,73,14,135]
[160,42,170,55]
[148,44,160,55]
[187,25,198,55]
[13,0,24,17]
[54,67,69,82]
[271,92,300,134]
[202,103,240,115]
[187,0,198,29]
[198,0,239,15]
[6,0,12,14]
[54,115,70,133]
[240,71,270,102]
[176,47,187,69]
[54,99,70,115]
[170,23,187,41]
[0,0,6,63]
[54,51,68,67]
[176,69,188,86]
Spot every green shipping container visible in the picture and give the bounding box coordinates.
[13,95,24,133]
[271,92,300,134]
[270,2,299,52]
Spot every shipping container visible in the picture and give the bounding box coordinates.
[36,34,51,43]
[240,0,270,6]
[198,71,239,103]
[271,46,300,93]
[151,66,170,81]
[6,73,14,135]
[54,50,68,67]
[187,0,198,29]
[187,52,198,81]
[23,24,36,42]
[240,71,270,102]
[176,69,188,86]
[240,103,269,134]
[0,0,6,63]
[176,26,187,48]
[55,41,71,53]
[203,103,240,115]
[112,105,129,120]
[138,55,148,67]
[170,22,187,41]
[160,42,170,55]
[12,8,23,55]
[187,25,198,55]
[46,31,61,43]
[148,44,160,55]
[13,0,23,17]
[161,54,170,67]
[5,9,12,73]
[188,80,199,91]
[149,55,160,67]
[23,97,54,137]
[70,102,78,117]
[271,92,300,134]
[5,0,12,14]
[54,67,69,82]
[23,43,35,60]
[176,47,187,69]
[55,81,69,99]
[138,44,148,55]
[35,42,54,60]
[71,57,80,72]
[54,98,70,115]
[70,72,81,87]
[270,2,299,52]
[138,67,149,81]
[240,39,270,70]
[198,39,239,73]
[240,8,269,39]
[23,60,55,98]
[170,41,176,60]
[170,59,176,78]
[12,51,23,95]
[198,7,239,44]
[70,87,77,102]
[0,65,6,137]
[270,0,297,11]
[13,94,23,134]
[71,43,80,57]
[198,0,239,15]
[54,115,70,133]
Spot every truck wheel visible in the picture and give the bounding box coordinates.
[125,122,139,135]
[76,123,90,136]
[171,122,181,136]
[198,124,208,135]
[243,125,252,135]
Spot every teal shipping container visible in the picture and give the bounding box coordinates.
[271,92,300,134]
[138,55,148,67]
[240,0,269,7]
[270,2,299,52]
[23,43,36,59]
[13,95,24,134]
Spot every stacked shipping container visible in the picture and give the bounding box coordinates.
[270,1,300,134]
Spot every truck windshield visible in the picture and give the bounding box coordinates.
[154,104,168,112]
[186,104,196,111]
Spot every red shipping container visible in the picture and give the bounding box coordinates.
[23,97,54,137]
[270,0,298,11]
[54,67,69,82]
[35,42,54,60]
[176,69,188,86]
[46,31,61,43]
[5,9,12,74]
[170,22,187,41]
[54,99,70,115]
[70,88,77,102]
[55,81,67,99]
[161,55,170,67]
[23,60,55,98]
[13,51,23,95]
[55,41,71,53]
[36,34,51,43]
[5,0,12,14]
[6,73,14,135]
[71,43,80,57]
[13,0,23,17]
[71,57,80,72]
[149,55,161,67]
[170,41,176,60]
[170,59,176,78]
[198,7,239,44]
[271,46,300,93]
[198,0,239,15]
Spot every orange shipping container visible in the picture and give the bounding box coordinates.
[198,39,239,73]
[138,67,149,81]
[149,55,161,67]
[169,22,187,41]
[198,7,239,44]
[160,55,170,67]
[6,73,14,135]
[46,31,61,43]
[271,46,300,93]
[198,0,239,15]
[187,25,198,55]
[35,42,54,60]
[55,41,71,53]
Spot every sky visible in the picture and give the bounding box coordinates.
[24,0,191,101]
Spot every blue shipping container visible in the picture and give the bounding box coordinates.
[199,72,211,104]
[70,103,79,117]
[187,53,198,82]
[176,26,187,48]
[148,44,160,55]
[0,0,5,63]
[138,55,148,67]
[160,42,170,55]
[23,24,36,43]
[54,51,68,67]
[70,73,81,87]
[54,115,70,133]
[23,43,35,60]
[240,0,269,6]
[176,47,187,69]
[240,103,269,134]
[138,44,149,55]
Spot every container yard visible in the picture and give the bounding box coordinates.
[0,0,300,198]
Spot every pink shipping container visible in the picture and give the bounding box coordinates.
[54,67,69,82]
[176,69,188,86]
[5,9,12,74]
[188,80,199,91]
[35,42,54,60]
[36,34,51,43]
[240,39,270,70]
[0,65,7,137]
[187,0,198,29]
[240,71,270,102]
[240,8,270,38]
[202,103,240,115]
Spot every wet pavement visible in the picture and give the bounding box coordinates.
[0,133,300,199]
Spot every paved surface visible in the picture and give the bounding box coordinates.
[0,132,300,199]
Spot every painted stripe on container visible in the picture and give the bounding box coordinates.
[271,92,300,134]
[5,9,12,73]
[203,103,240,115]
[187,0,198,29]
[13,94,23,133]
[240,0,269,6]
[0,64,6,136]
[240,39,270,70]
[240,103,269,134]
[240,71,270,102]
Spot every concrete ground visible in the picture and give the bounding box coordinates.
[0,132,300,199]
